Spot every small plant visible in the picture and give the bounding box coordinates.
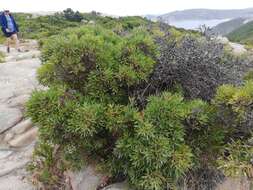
[217,140,253,178]
[214,81,253,135]
[213,82,253,179]
[243,69,253,81]
[0,51,5,63]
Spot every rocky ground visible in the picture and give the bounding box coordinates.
[216,36,248,55]
[0,40,41,190]
[0,40,251,190]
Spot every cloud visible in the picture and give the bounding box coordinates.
[1,0,253,15]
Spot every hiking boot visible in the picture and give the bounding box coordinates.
[7,47,10,53]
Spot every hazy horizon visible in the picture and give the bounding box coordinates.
[1,0,253,16]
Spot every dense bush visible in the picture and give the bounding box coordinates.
[38,26,157,104]
[212,82,253,179]
[214,81,253,136]
[131,35,253,108]
[115,92,207,189]
[62,8,83,22]
[27,88,210,189]
[27,24,253,190]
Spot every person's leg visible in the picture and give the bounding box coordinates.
[11,33,20,52]
[6,37,11,53]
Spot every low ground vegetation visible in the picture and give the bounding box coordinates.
[0,51,4,63]
[12,9,156,44]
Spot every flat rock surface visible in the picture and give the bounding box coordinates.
[0,143,35,177]
[10,119,33,135]
[0,175,35,190]
[0,150,13,159]
[0,58,41,104]
[7,94,30,108]
[0,168,36,190]
[0,106,22,134]
[4,50,40,62]
[0,41,41,190]
[9,127,38,147]
[67,166,103,190]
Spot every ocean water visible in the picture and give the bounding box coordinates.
[169,19,231,30]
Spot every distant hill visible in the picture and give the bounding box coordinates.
[227,20,253,45]
[212,18,248,35]
[158,8,253,22]
[145,8,253,30]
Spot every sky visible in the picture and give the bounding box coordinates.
[1,0,253,16]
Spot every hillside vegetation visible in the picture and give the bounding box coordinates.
[1,9,155,44]
[212,17,246,35]
[227,20,253,45]
[19,9,253,190]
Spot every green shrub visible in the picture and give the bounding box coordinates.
[28,88,213,189]
[27,87,140,173]
[118,28,158,86]
[214,81,253,135]
[38,26,157,105]
[213,82,253,178]
[119,16,149,30]
[115,92,196,189]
